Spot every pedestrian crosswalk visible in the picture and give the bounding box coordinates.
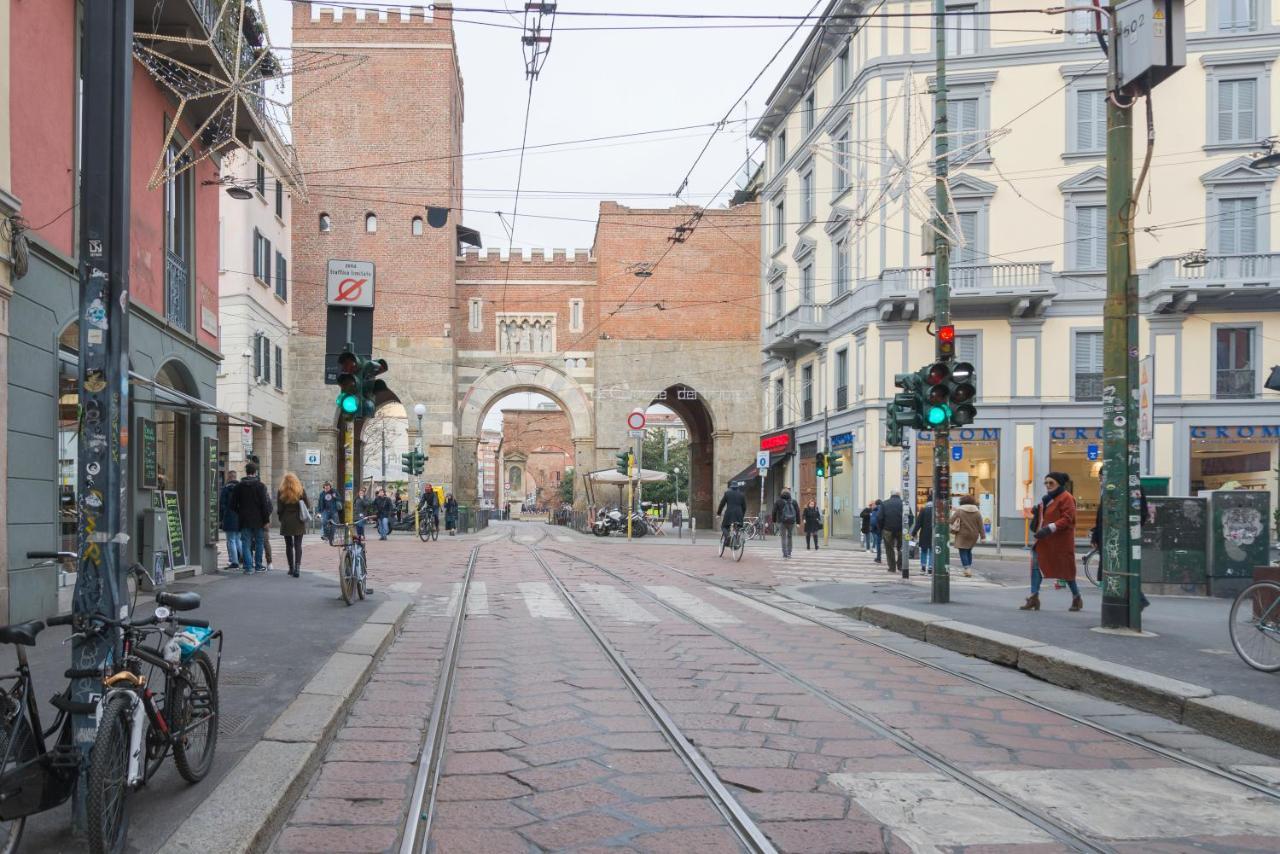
[759,547,999,588]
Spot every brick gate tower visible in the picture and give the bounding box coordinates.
[287,2,463,489]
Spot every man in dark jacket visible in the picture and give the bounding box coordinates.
[716,485,747,545]
[418,483,440,531]
[374,489,395,540]
[229,462,272,574]
[880,491,905,575]
[317,482,340,543]
[772,488,801,559]
[911,491,934,576]
[218,471,241,569]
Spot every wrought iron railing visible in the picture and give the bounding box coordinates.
[166,251,191,332]
[1215,369,1256,399]
[836,386,848,410]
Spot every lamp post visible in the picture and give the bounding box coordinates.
[414,403,426,534]
[673,466,681,520]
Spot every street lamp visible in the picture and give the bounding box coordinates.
[413,403,426,530]
[672,466,681,511]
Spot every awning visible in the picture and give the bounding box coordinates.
[128,371,255,427]
[586,467,669,485]
[728,454,789,488]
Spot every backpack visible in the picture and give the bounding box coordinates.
[781,499,797,524]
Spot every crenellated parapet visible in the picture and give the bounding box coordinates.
[306,3,450,24]
[456,247,595,263]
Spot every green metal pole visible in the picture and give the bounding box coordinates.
[931,0,951,603]
[1101,11,1140,630]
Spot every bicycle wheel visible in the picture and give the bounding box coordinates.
[339,549,356,605]
[1082,550,1099,588]
[1229,582,1280,672]
[355,548,367,601]
[732,531,745,562]
[718,531,727,557]
[170,651,219,783]
[430,521,439,542]
[87,694,133,854]
[0,696,34,854]
[418,517,430,542]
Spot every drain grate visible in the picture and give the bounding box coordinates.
[220,670,271,687]
[218,710,252,736]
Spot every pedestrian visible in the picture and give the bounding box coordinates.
[218,470,241,570]
[870,499,884,563]
[317,481,339,543]
[353,488,371,539]
[772,487,800,558]
[445,493,459,534]
[374,488,394,540]
[229,461,272,574]
[802,499,822,550]
[950,494,984,577]
[277,472,311,578]
[911,492,934,575]
[716,484,747,547]
[1020,472,1082,611]
[880,491,905,574]
[859,503,873,551]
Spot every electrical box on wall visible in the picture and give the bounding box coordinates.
[1116,0,1186,93]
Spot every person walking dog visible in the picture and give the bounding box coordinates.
[802,499,822,550]
[1020,472,1081,611]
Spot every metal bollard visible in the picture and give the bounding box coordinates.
[691,517,696,544]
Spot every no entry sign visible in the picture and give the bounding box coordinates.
[327,259,376,308]
[626,410,646,431]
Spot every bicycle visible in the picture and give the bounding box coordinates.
[1081,547,1100,588]
[333,517,375,605]
[417,511,439,543]
[743,516,767,541]
[1228,580,1280,672]
[719,521,746,562]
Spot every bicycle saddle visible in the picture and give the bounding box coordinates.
[156,591,201,612]
[0,619,46,647]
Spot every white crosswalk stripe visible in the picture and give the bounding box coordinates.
[759,549,998,587]
[517,582,572,619]
[466,580,490,616]
[709,587,809,624]
[645,586,741,625]
[578,583,659,623]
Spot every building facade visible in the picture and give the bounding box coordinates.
[755,0,1280,543]
[5,1,276,619]
[216,145,298,494]
[477,429,501,507]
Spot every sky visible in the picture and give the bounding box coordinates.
[261,0,821,248]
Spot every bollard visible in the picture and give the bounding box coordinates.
[692,517,696,544]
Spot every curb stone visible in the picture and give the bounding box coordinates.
[161,597,413,854]
[834,604,1280,760]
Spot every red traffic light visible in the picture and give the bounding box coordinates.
[924,362,949,385]
[938,324,955,343]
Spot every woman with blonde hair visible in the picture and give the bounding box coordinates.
[277,473,311,578]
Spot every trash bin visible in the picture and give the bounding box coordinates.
[1202,489,1272,599]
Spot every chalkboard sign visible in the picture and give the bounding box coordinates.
[162,491,187,568]
[139,418,158,489]
[205,438,219,545]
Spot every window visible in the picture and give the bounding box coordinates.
[274,179,283,218]
[469,298,483,332]
[274,345,284,391]
[1215,327,1255,398]
[773,197,786,250]
[1219,0,1258,31]
[834,236,850,296]
[774,378,785,429]
[775,131,787,170]
[319,212,332,232]
[275,252,288,300]
[411,216,424,235]
[801,168,814,222]
[802,365,813,421]
[1073,205,1106,269]
[835,349,848,410]
[956,333,979,368]
[1074,89,1106,153]
[800,261,814,305]
[569,298,583,332]
[256,333,272,385]
[253,333,263,379]
[1217,78,1257,145]
[835,46,849,94]
[1074,330,1103,401]
[833,129,851,193]
[947,98,982,162]
[772,282,785,322]
[255,160,266,197]
[365,212,378,233]
[1069,8,1100,43]
[252,228,272,286]
[946,4,979,56]
[164,140,193,332]
[802,91,815,136]
[1219,196,1259,254]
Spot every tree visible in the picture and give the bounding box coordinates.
[560,468,574,505]
[637,430,688,506]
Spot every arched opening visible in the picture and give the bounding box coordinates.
[364,212,377,233]
[477,390,573,518]
[155,359,200,566]
[358,399,411,517]
[319,212,332,232]
[645,384,715,530]
[411,216,423,236]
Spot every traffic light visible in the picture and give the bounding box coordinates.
[920,361,978,428]
[923,362,951,427]
[614,449,633,475]
[358,357,389,419]
[949,361,978,426]
[335,350,360,420]
[815,451,827,478]
[400,452,415,475]
[937,324,956,360]
[827,451,844,477]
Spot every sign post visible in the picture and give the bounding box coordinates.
[757,450,769,534]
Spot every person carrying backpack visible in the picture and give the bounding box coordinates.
[772,488,801,559]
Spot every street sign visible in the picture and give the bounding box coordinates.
[326,259,376,308]
[756,451,770,470]
[1138,355,1154,441]
[305,449,321,465]
[626,410,646,431]
[758,468,768,478]
[627,429,645,439]
[1087,444,1100,462]
[951,445,963,461]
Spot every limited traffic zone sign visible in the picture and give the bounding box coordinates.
[326,259,376,308]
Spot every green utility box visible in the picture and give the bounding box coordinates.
[1203,490,1272,599]
[1140,476,1171,497]
[1140,497,1208,595]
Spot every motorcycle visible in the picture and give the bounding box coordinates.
[591,507,647,537]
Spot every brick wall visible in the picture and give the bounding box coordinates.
[502,408,572,508]
[454,248,596,352]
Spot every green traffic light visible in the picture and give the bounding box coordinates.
[338,393,359,415]
[926,404,949,427]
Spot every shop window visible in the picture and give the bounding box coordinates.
[801,365,813,421]
[1190,426,1277,496]
[1049,428,1102,532]
[835,349,849,410]
[319,212,332,232]
[1073,330,1103,401]
[164,140,193,332]
[915,430,999,527]
[1215,326,1255,398]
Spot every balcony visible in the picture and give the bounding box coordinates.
[1216,369,1256,399]
[166,251,191,333]
[764,303,825,359]
[1144,252,1280,314]
[881,261,1055,318]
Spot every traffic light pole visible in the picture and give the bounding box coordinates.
[931,0,952,604]
[1101,13,1142,631]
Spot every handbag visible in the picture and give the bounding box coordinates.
[300,500,313,523]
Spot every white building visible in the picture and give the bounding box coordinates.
[217,143,299,493]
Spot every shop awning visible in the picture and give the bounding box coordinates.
[128,371,255,427]
[728,455,788,488]
[585,467,670,485]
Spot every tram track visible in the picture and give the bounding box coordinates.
[595,546,1280,804]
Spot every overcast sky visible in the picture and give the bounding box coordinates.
[263,0,818,249]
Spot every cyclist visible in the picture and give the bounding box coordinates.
[716,483,746,547]
[418,483,440,533]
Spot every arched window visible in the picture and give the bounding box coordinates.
[365,212,377,233]
[319,213,331,232]
[411,216,423,236]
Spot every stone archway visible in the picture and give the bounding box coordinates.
[456,361,594,509]
[652,384,717,530]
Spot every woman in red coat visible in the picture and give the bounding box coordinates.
[1020,472,1082,612]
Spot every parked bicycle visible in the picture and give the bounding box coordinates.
[719,521,746,562]
[332,517,375,604]
[1229,580,1280,672]
[742,516,764,541]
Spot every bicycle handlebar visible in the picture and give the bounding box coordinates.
[26,551,77,561]
[46,613,75,627]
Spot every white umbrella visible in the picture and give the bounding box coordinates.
[585,467,670,484]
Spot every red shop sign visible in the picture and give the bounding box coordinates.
[760,432,792,453]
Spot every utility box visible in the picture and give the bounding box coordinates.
[1140,496,1207,595]
[1201,489,1271,599]
[1116,0,1186,93]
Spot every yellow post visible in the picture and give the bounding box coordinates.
[626,451,634,541]
[344,422,354,528]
